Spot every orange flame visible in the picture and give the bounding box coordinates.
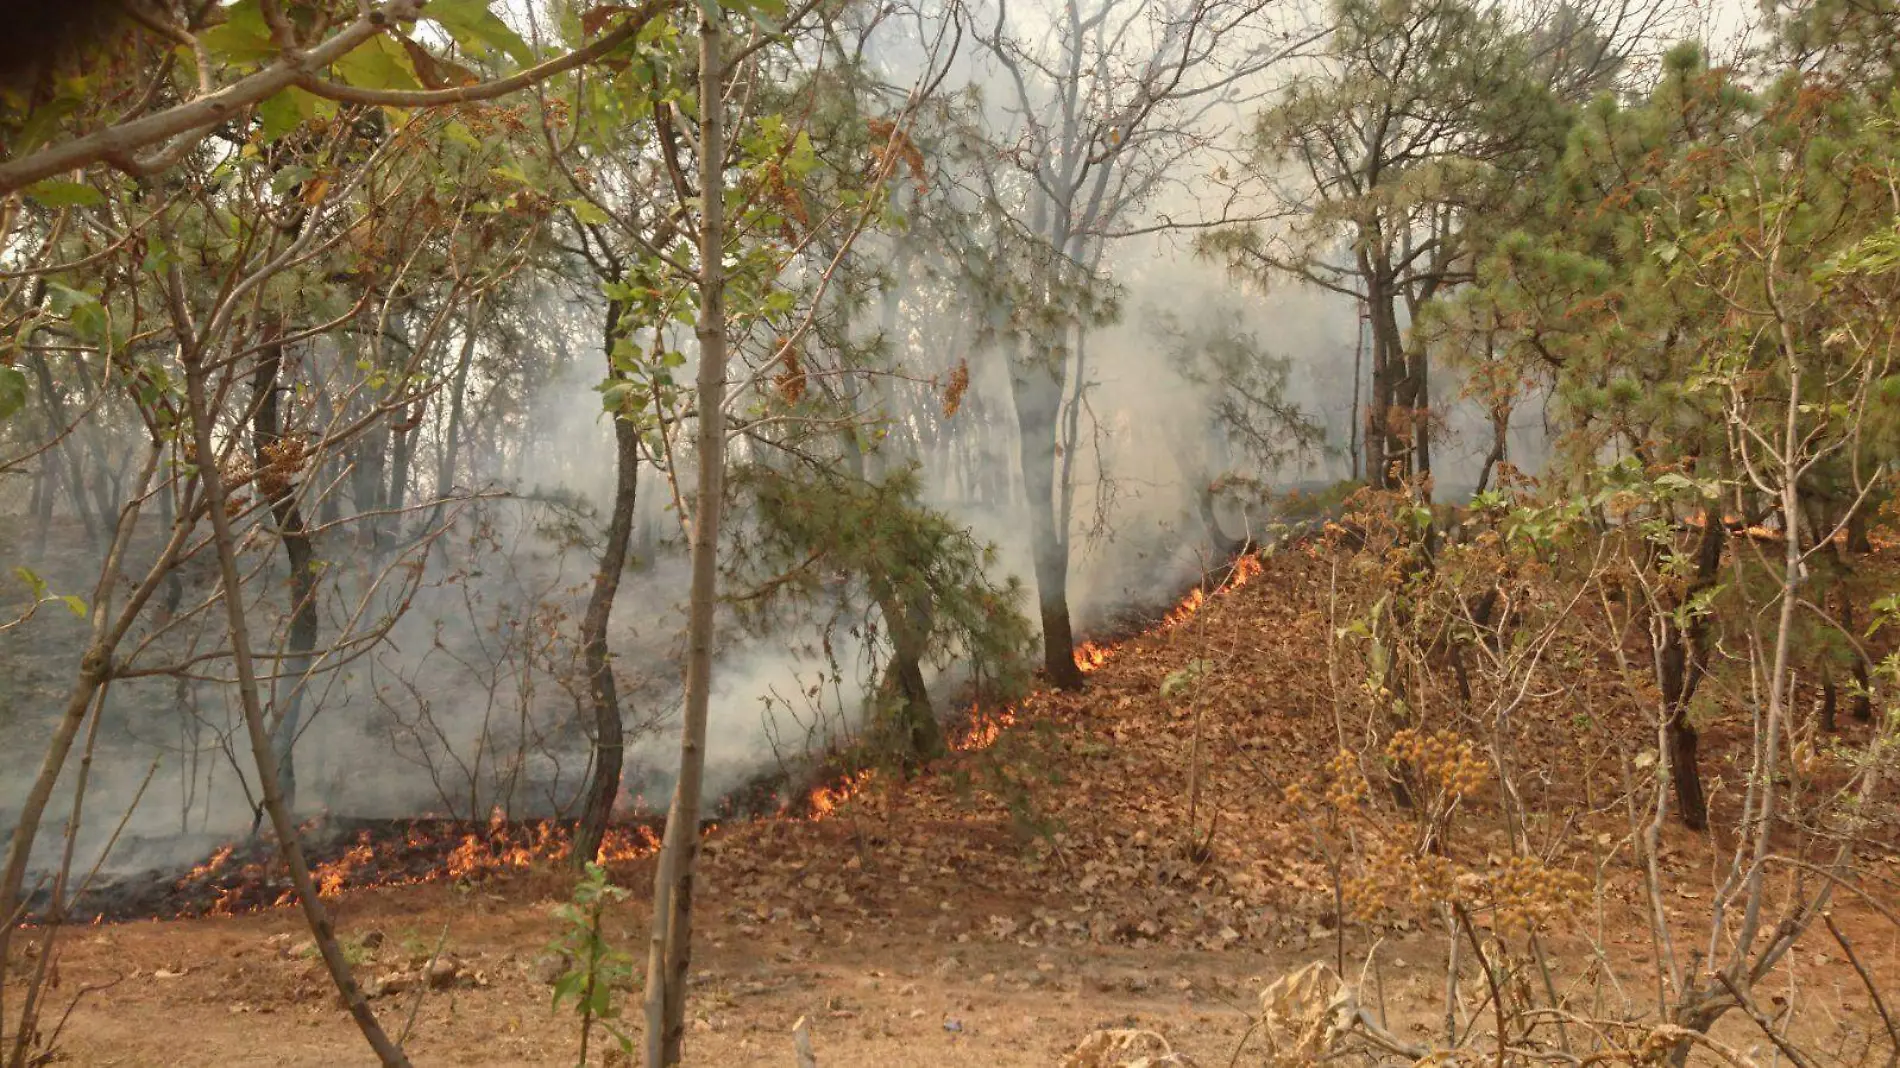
[953,704,1019,750]
[806,768,874,819]
[1075,641,1114,673]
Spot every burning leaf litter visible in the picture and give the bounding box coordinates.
[72,555,1267,925]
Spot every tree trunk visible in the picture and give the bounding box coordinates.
[1407,341,1431,485]
[644,17,729,1065]
[1658,510,1724,831]
[872,580,940,765]
[1008,354,1083,691]
[1364,273,1406,490]
[573,302,637,870]
[437,304,482,500]
[251,329,319,821]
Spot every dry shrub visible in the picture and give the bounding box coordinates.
[1062,1027,1194,1067]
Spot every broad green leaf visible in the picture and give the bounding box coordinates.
[334,33,422,92]
[13,567,48,601]
[563,198,610,225]
[257,86,327,142]
[22,180,103,208]
[13,96,80,155]
[424,0,534,67]
[201,0,278,65]
[60,595,87,619]
[0,367,27,422]
[489,164,532,185]
[443,121,483,150]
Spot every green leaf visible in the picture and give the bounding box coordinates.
[13,567,49,602]
[13,95,80,155]
[443,121,482,150]
[334,33,422,92]
[201,1,278,65]
[60,595,87,618]
[0,367,25,422]
[256,86,328,142]
[22,180,103,208]
[563,198,610,226]
[489,164,532,185]
[424,0,534,67]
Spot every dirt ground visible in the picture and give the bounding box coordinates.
[16,547,1900,1065]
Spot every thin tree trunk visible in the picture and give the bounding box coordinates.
[1350,298,1365,483]
[1658,508,1724,831]
[181,341,408,1067]
[645,17,729,1064]
[27,351,101,544]
[573,301,637,869]
[251,329,319,820]
[437,302,482,500]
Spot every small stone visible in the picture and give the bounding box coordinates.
[427,957,461,989]
[532,952,569,986]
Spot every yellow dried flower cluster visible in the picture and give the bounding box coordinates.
[1387,728,1487,799]
[1283,748,1368,811]
[258,437,307,499]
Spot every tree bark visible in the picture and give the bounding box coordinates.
[573,302,637,869]
[644,16,729,1065]
[1008,354,1084,690]
[872,579,940,765]
[1658,509,1724,831]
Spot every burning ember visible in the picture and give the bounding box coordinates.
[953,705,1019,750]
[1075,641,1114,673]
[62,550,1275,926]
[804,769,875,818]
[58,815,664,924]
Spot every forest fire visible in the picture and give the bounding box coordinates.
[804,769,875,818]
[1075,640,1114,673]
[54,815,667,925]
[69,553,1273,924]
[952,704,1019,750]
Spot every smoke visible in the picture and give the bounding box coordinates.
[0,1,1559,887]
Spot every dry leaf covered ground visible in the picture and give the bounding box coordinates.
[19,546,1900,1065]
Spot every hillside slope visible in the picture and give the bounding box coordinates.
[21,542,1900,1066]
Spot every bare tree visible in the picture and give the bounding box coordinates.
[961,0,1312,686]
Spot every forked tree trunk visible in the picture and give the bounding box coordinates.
[573,301,637,869]
[644,16,729,1065]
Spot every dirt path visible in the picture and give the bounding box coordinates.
[40,868,1329,1066]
